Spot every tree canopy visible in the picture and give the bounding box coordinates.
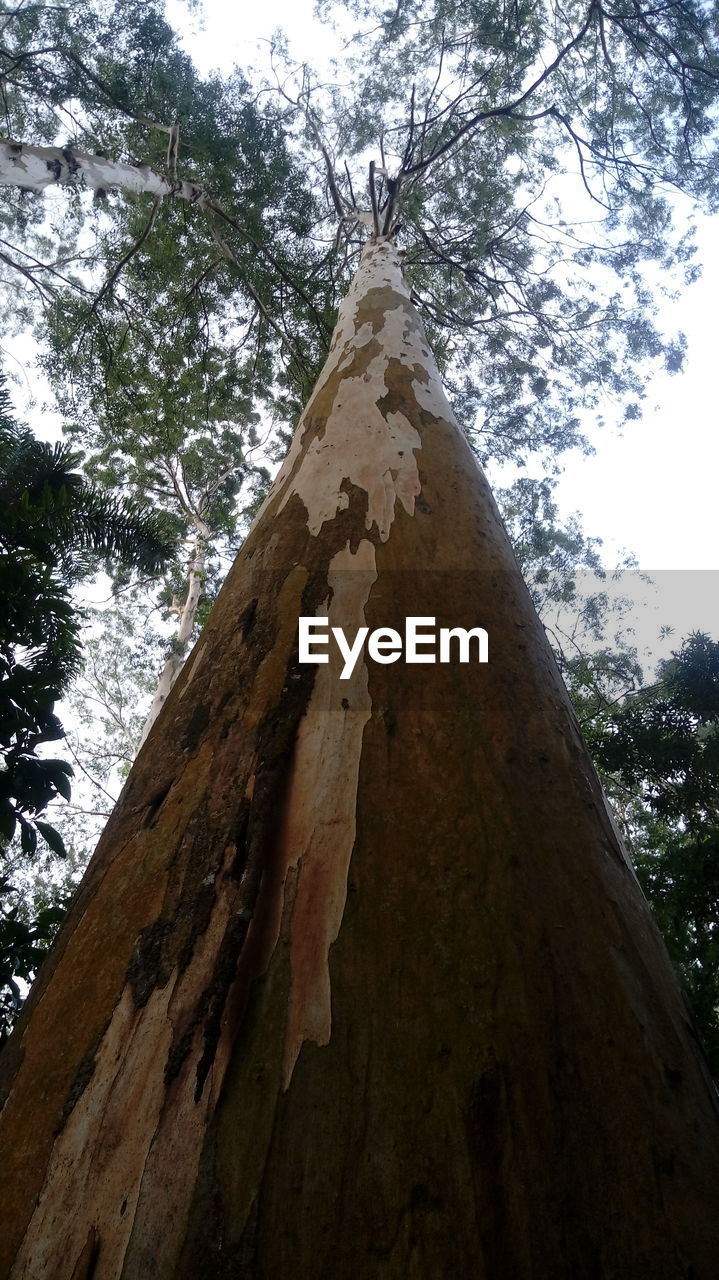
[2,0,718,465]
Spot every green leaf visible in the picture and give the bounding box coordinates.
[41,760,74,802]
[0,802,16,843]
[18,813,37,857]
[35,820,68,859]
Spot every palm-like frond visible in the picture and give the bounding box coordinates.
[0,431,175,580]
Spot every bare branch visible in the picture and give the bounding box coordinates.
[0,247,55,301]
[62,737,117,805]
[368,159,380,236]
[402,3,599,177]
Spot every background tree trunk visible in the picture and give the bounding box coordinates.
[1,239,718,1279]
[139,517,210,745]
[0,136,199,203]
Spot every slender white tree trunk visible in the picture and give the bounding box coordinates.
[139,519,210,744]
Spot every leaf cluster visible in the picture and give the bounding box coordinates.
[0,370,175,1019]
[0,873,69,1042]
[296,0,719,457]
[586,632,719,1074]
[0,0,339,413]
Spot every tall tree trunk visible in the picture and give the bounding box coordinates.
[139,518,210,745]
[1,238,717,1279]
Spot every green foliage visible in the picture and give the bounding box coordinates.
[5,0,717,466]
[0,420,175,587]
[588,634,719,823]
[0,868,70,1042]
[0,0,322,704]
[0,372,175,1034]
[303,0,719,458]
[499,475,605,606]
[587,634,719,1074]
[497,475,644,708]
[0,0,337,415]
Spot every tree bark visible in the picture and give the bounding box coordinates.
[0,137,205,203]
[1,238,718,1279]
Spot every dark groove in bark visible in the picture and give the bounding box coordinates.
[237,598,258,638]
[231,802,251,881]
[69,1225,100,1280]
[181,700,211,751]
[56,1047,98,1133]
[126,919,174,1008]
[176,880,217,974]
[163,1019,201,1088]
[141,779,173,829]
[194,913,254,1103]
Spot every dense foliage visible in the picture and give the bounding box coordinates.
[295,0,719,456]
[587,633,719,1073]
[3,0,718,465]
[0,0,336,415]
[0,375,174,1037]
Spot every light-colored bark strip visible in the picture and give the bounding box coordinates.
[0,137,206,203]
[278,538,376,1086]
[260,239,426,537]
[10,836,241,1279]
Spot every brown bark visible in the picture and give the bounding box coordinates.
[0,239,718,1279]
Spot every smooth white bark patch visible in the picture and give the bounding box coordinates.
[261,240,452,540]
[0,138,205,202]
[278,538,376,1088]
[288,386,421,540]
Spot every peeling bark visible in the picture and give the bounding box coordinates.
[0,239,718,1279]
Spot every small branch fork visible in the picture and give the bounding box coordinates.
[270,63,403,249]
